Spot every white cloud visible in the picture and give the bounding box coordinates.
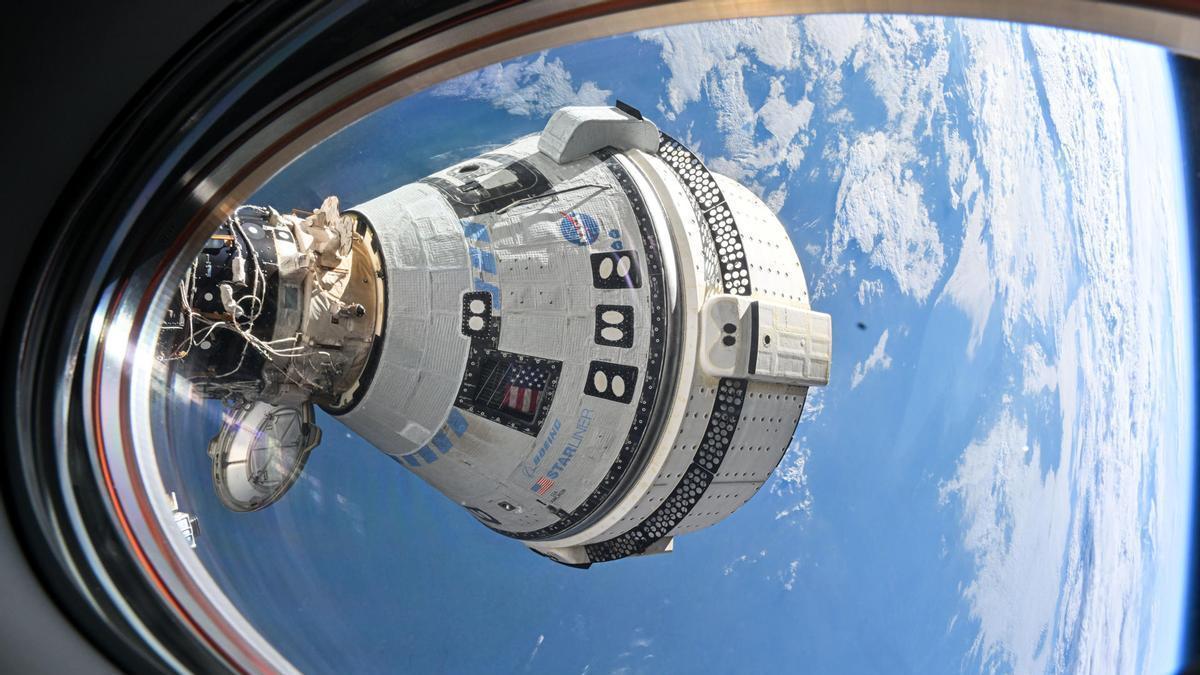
[803,14,864,68]
[780,560,800,591]
[856,278,883,305]
[759,78,814,148]
[943,125,972,210]
[940,22,1191,674]
[938,188,993,356]
[638,15,950,317]
[825,132,945,302]
[774,504,805,520]
[525,634,545,667]
[1021,343,1057,395]
[852,16,950,139]
[799,386,824,424]
[939,407,1070,675]
[769,438,813,496]
[638,17,955,304]
[706,68,813,182]
[722,554,748,576]
[630,15,1188,674]
[936,22,1072,350]
[850,329,893,388]
[764,184,788,213]
[722,549,768,576]
[768,438,814,523]
[638,20,814,184]
[806,16,954,301]
[432,53,610,117]
[637,19,798,116]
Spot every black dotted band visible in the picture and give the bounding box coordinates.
[584,378,747,562]
[657,135,752,296]
[577,135,757,562]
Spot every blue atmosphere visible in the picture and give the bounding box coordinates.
[157,15,1195,674]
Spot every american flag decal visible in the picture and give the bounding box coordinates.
[532,476,554,495]
[502,383,540,415]
[500,364,547,415]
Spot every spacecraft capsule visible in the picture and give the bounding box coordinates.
[164,104,832,567]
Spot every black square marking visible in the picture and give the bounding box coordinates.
[590,251,641,289]
[594,305,634,348]
[583,361,638,404]
[461,291,494,339]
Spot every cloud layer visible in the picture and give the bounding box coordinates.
[643,15,1190,674]
[938,24,1188,674]
[850,329,892,389]
[433,53,610,116]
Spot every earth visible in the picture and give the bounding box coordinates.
[164,14,1194,674]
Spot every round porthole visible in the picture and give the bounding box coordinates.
[6,1,1200,673]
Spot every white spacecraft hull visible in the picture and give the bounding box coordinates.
[330,106,832,565]
[173,105,829,566]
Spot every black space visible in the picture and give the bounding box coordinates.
[1170,51,1200,672]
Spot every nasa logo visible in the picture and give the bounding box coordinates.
[558,211,600,245]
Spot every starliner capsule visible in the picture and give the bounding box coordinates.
[159,104,832,567]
